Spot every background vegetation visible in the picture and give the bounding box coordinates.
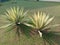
[0,0,60,45]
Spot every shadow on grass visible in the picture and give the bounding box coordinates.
[42,31,60,45]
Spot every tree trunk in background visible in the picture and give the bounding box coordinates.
[37,0,39,1]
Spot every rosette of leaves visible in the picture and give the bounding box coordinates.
[0,7,31,37]
[24,11,60,45]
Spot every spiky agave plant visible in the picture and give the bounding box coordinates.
[24,11,60,45]
[0,7,30,37]
[24,11,54,37]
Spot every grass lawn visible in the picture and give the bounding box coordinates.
[0,1,60,45]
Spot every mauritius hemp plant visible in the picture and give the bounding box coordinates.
[0,7,60,45]
[24,11,60,45]
[24,11,54,37]
[0,7,31,37]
